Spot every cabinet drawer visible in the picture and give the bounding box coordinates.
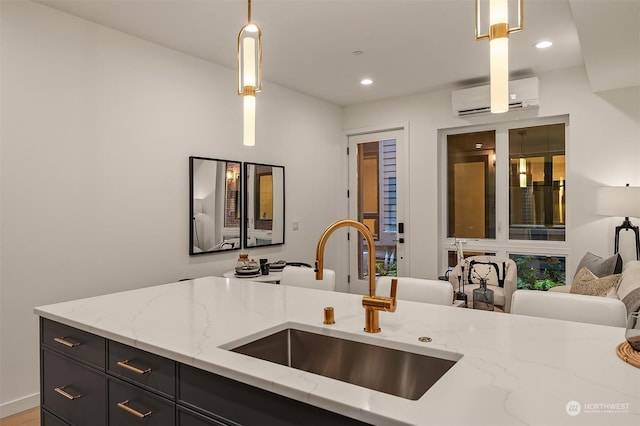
[178,364,367,425]
[42,348,106,426]
[108,340,176,398]
[108,377,175,426]
[177,406,230,426]
[41,408,70,426]
[41,318,105,369]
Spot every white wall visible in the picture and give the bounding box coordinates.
[0,0,345,416]
[343,67,640,279]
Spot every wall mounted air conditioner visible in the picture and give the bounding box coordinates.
[452,76,540,117]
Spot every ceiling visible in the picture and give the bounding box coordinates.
[34,0,639,107]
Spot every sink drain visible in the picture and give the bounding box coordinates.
[418,336,432,343]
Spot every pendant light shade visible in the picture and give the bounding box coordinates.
[238,0,262,146]
[476,0,523,113]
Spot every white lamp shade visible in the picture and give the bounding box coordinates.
[596,186,640,218]
[490,37,509,113]
[489,0,508,113]
[243,95,256,146]
[490,0,508,23]
[238,23,262,95]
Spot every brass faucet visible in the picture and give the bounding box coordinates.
[315,219,397,333]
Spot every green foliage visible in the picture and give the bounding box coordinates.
[543,256,565,283]
[514,255,565,291]
[376,262,397,277]
[515,256,538,287]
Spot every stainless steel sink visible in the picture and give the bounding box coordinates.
[226,327,460,400]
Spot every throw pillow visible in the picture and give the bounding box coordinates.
[571,267,621,297]
[572,266,597,286]
[606,286,619,299]
[575,252,623,278]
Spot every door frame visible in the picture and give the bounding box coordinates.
[345,123,409,294]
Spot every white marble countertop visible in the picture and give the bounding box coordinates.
[34,276,639,425]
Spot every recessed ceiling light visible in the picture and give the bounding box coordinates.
[361,78,373,86]
[534,40,552,49]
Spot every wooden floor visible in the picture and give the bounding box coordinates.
[0,408,39,426]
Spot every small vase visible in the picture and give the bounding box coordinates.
[626,312,640,351]
[473,279,494,311]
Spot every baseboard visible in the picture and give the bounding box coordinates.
[0,393,39,419]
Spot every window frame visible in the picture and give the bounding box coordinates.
[438,115,570,274]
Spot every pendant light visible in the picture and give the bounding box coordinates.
[238,0,262,146]
[475,0,523,113]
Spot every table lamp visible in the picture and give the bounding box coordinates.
[596,184,640,260]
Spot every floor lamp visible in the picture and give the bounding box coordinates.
[597,184,640,260]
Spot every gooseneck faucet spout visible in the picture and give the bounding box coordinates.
[315,219,397,333]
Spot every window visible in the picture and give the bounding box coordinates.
[447,131,496,239]
[359,142,380,237]
[509,124,566,241]
[356,139,398,277]
[441,117,568,285]
[509,253,566,289]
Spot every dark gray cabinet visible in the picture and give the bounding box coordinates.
[41,317,106,369]
[178,363,366,425]
[107,377,175,425]
[108,340,176,399]
[40,318,368,426]
[41,348,107,425]
[177,406,229,426]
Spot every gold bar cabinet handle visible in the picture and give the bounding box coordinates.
[117,400,152,419]
[53,337,80,348]
[116,360,152,375]
[54,386,82,400]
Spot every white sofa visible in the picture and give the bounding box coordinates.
[511,290,627,327]
[511,260,640,327]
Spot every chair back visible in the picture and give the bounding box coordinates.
[377,276,453,306]
[511,290,627,327]
[280,266,336,291]
[465,256,515,288]
[449,256,518,312]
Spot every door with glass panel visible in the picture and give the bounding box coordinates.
[348,129,406,294]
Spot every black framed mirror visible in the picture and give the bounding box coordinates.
[244,162,285,248]
[189,156,242,255]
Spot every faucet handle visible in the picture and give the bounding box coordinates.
[388,278,398,312]
[363,278,398,312]
[390,278,398,299]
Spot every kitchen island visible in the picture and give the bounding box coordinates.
[35,276,639,425]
